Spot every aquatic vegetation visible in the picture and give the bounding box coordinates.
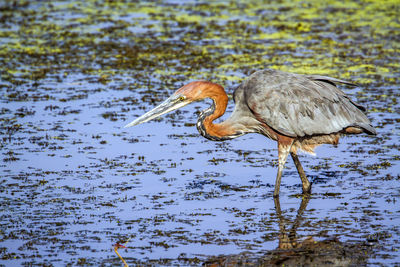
[0,0,399,265]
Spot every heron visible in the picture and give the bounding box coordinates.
[124,69,376,196]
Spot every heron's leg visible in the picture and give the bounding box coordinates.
[274,141,293,197]
[290,152,311,194]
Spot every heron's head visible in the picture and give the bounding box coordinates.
[123,81,220,128]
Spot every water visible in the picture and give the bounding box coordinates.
[0,0,399,266]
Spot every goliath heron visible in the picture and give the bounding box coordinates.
[124,69,376,196]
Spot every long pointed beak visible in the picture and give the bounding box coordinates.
[124,95,190,128]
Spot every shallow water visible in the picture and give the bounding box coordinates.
[0,0,399,266]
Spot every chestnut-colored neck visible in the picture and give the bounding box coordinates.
[194,82,242,141]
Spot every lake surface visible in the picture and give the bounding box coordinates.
[0,0,399,266]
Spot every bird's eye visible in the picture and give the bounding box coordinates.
[178,96,185,101]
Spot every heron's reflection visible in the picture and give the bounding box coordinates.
[114,196,375,266]
[274,195,311,251]
[205,195,374,267]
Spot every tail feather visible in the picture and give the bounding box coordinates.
[357,123,377,135]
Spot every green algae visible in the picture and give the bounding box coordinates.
[1,0,398,89]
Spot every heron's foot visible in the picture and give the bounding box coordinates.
[302,181,312,194]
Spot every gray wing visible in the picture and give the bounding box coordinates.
[243,69,376,137]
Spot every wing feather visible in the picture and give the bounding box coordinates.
[243,69,375,137]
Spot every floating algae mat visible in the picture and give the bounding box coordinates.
[0,0,399,265]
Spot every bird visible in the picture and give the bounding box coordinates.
[124,69,376,197]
